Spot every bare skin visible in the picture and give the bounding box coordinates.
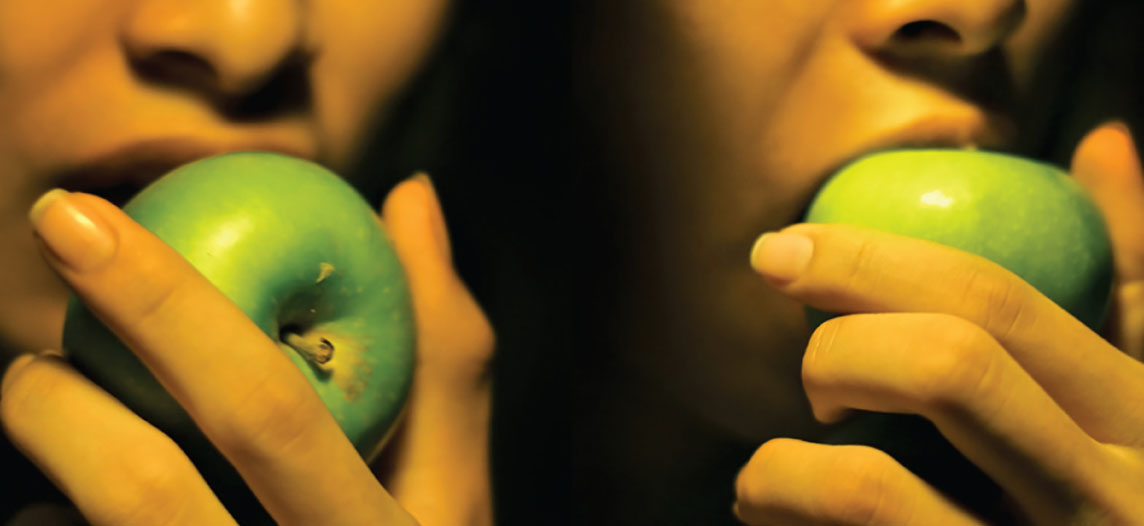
[584,0,1144,523]
[0,1,493,524]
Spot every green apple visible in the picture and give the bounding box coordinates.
[803,148,1114,521]
[804,148,1113,329]
[62,152,415,520]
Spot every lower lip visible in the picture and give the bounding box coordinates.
[55,158,188,207]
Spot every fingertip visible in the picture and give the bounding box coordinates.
[1102,120,1133,138]
[1072,121,1142,185]
[382,173,447,244]
[381,173,425,222]
[2,353,38,398]
[382,172,456,283]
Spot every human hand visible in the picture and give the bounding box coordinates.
[0,175,493,525]
[374,175,495,526]
[733,123,1144,525]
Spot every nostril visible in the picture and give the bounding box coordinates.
[128,48,311,121]
[131,49,217,91]
[894,20,962,44]
[220,53,312,121]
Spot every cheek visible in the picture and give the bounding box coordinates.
[0,1,118,179]
[0,1,110,79]
[1005,0,1081,87]
[626,2,845,242]
[308,1,451,168]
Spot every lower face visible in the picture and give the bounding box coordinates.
[582,0,1083,440]
[0,0,450,356]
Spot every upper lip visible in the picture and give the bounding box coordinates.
[791,110,1016,223]
[54,137,314,204]
[870,111,1013,152]
[827,110,1015,179]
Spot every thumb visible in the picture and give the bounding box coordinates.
[375,173,494,526]
[1072,122,1144,358]
[381,173,495,381]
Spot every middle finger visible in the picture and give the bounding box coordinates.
[752,223,1144,444]
[802,312,1110,523]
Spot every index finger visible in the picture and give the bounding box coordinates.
[750,223,1144,444]
[30,190,415,525]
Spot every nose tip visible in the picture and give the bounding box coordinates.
[849,0,1027,58]
[121,0,308,97]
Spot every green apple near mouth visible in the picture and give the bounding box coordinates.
[804,148,1114,330]
[802,148,1114,520]
[62,153,415,511]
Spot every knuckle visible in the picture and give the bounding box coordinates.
[913,315,1001,411]
[127,272,187,327]
[455,296,497,368]
[840,236,883,293]
[469,307,496,359]
[819,447,905,525]
[801,317,844,389]
[421,293,496,383]
[219,374,318,461]
[96,446,197,526]
[960,266,1032,341]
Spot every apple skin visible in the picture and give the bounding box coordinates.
[804,148,1114,330]
[802,149,1114,521]
[62,153,415,515]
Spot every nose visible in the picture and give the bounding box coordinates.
[120,0,308,98]
[848,0,1027,58]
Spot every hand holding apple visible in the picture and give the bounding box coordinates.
[55,152,416,520]
[797,148,1114,520]
[64,152,416,461]
[1,158,494,525]
[734,125,1144,525]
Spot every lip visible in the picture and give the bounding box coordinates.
[54,137,315,206]
[791,111,1017,223]
[826,110,1015,180]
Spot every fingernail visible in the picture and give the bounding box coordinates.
[28,190,117,272]
[750,231,813,283]
[2,353,37,397]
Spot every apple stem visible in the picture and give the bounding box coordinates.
[283,332,334,365]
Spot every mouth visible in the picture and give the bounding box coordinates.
[842,112,1014,171]
[792,112,1016,223]
[54,138,313,207]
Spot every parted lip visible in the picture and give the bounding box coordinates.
[844,111,1014,171]
[793,110,1017,223]
[54,137,315,207]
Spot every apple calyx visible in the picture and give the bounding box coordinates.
[282,330,335,365]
